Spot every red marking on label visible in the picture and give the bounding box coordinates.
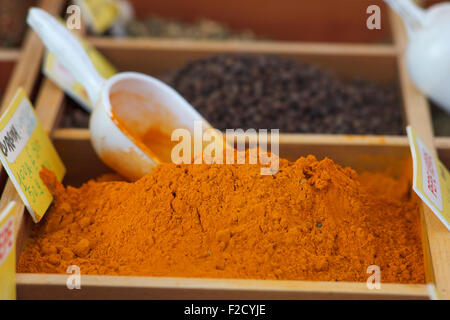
[423,151,438,199]
[0,217,14,264]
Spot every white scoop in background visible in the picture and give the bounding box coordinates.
[385,0,450,114]
[27,8,212,181]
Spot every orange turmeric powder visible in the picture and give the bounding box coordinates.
[18,154,425,283]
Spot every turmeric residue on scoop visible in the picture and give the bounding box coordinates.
[18,155,425,283]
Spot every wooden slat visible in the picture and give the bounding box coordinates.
[436,137,450,149]
[53,128,90,140]
[51,131,413,186]
[16,274,430,300]
[88,37,398,56]
[389,9,408,49]
[389,9,450,300]
[54,128,409,145]
[0,49,21,61]
[89,39,399,85]
[34,79,65,135]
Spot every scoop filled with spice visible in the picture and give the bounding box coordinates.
[27,8,212,180]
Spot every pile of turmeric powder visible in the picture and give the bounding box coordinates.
[18,155,425,283]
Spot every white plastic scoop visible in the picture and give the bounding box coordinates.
[27,8,212,180]
[385,0,450,113]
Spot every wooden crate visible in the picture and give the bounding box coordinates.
[17,133,431,300]
[2,0,449,299]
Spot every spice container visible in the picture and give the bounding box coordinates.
[16,132,432,299]
[97,0,392,43]
[57,41,405,136]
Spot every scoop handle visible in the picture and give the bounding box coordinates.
[27,8,105,107]
[384,0,426,37]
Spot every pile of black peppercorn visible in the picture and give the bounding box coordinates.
[162,54,403,134]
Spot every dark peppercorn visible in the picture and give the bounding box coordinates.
[162,54,404,134]
[60,54,404,135]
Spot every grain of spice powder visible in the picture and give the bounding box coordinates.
[18,154,425,283]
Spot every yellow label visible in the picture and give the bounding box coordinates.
[0,202,16,300]
[407,126,450,230]
[0,89,66,223]
[43,37,117,111]
[76,0,120,34]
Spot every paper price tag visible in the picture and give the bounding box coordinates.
[407,126,450,231]
[43,33,117,112]
[0,201,16,300]
[0,88,66,223]
[75,0,120,34]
